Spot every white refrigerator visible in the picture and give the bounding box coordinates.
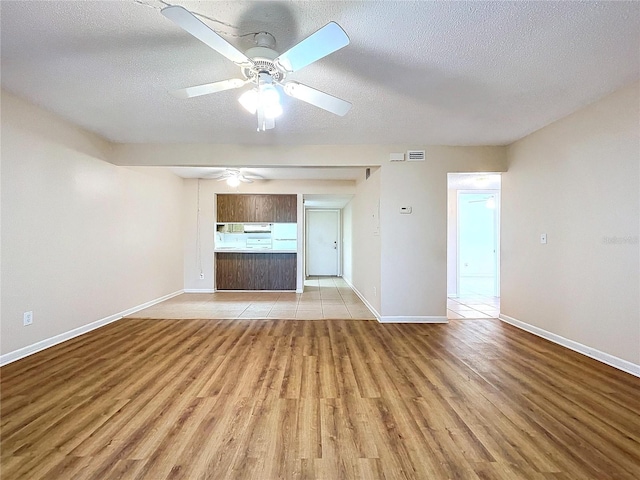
[271,223,297,251]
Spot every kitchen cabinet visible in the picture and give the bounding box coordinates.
[217,194,296,223]
[217,194,256,222]
[274,195,297,222]
[216,253,297,290]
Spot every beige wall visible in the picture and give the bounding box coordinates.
[111,144,390,168]
[119,143,507,319]
[502,82,640,365]
[379,147,507,320]
[1,91,184,356]
[348,169,382,313]
[182,179,356,291]
[342,201,353,284]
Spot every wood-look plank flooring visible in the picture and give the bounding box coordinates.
[1,318,639,479]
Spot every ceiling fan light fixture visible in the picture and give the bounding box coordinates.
[238,82,283,120]
[238,88,259,114]
[262,100,283,119]
[162,6,351,131]
[226,175,241,187]
[260,83,279,105]
[258,75,282,119]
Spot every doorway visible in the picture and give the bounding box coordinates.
[447,174,501,319]
[306,209,340,276]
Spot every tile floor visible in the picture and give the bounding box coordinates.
[447,295,500,319]
[129,276,376,320]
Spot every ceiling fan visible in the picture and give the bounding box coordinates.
[208,168,263,187]
[161,5,352,131]
[468,195,497,209]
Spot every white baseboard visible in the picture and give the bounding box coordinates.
[341,279,448,324]
[341,278,381,321]
[379,316,448,324]
[499,314,640,378]
[184,289,215,293]
[0,290,183,367]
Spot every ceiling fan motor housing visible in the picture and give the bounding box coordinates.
[242,44,284,82]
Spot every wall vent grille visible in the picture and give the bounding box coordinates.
[407,150,426,161]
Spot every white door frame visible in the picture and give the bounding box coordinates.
[305,208,342,277]
[456,189,500,297]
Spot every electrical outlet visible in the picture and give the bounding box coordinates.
[23,311,33,326]
[199,273,205,280]
[373,287,377,297]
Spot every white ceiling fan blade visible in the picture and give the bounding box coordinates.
[239,177,254,183]
[162,6,252,66]
[283,82,352,116]
[171,79,246,99]
[275,22,349,73]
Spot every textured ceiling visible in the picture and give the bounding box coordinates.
[1,0,638,146]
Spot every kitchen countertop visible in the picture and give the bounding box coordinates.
[214,249,297,254]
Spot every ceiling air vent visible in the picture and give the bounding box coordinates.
[407,150,426,161]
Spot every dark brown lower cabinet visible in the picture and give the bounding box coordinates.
[216,253,297,290]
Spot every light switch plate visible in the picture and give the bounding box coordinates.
[540,233,547,244]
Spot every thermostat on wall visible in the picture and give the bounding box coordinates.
[400,206,412,214]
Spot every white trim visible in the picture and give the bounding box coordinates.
[0,290,183,367]
[184,289,215,293]
[499,314,640,378]
[379,316,448,324]
[342,278,447,324]
[341,277,381,321]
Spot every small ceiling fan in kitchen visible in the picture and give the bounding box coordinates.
[161,5,352,131]
[208,168,263,187]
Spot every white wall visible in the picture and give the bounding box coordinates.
[379,147,507,321]
[182,179,356,292]
[1,91,184,357]
[502,81,640,366]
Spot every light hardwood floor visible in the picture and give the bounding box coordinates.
[1,318,639,479]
